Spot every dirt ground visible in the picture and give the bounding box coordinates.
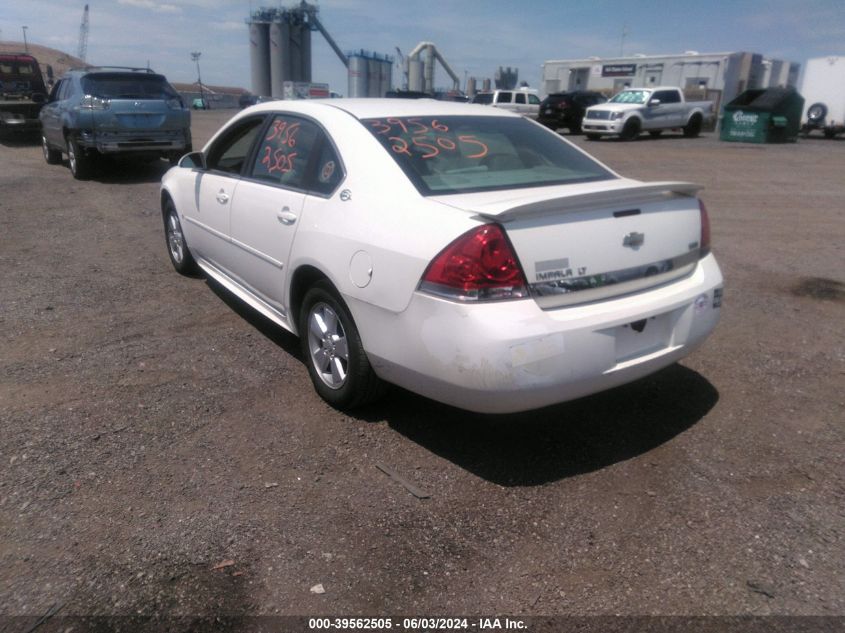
[1,111,843,625]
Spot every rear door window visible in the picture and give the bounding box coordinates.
[250,114,321,190]
[496,92,513,104]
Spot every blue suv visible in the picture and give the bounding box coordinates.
[39,66,191,179]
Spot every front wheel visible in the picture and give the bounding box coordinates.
[619,118,641,141]
[163,199,198,275]
[299,281,385,410]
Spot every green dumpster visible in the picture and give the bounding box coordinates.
[720,87,805,143]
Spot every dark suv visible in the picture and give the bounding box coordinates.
[39,66,191,179]
[538,91,607,134]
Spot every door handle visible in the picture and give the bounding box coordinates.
[216,189,229,204]
[277,210,298,225]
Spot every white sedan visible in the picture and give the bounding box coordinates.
[161,99,723,414]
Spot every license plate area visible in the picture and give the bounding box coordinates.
[614,312,672,362]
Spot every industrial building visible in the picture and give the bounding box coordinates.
[247,3,395,99]
[542,52,800,112]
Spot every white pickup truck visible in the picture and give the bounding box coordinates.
[582,87,713,140]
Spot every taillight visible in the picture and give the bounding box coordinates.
[699,199,711,258]
[419,224,529,302]
[556,100,570,110]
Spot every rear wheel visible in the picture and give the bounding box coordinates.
[299,281,385,410]
[66,136,92,180]
[619,118,641,141]
[683,114,702,138]
[569,120,582,134]
[42,135,62,164]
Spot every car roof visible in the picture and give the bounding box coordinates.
[245,98,519,120]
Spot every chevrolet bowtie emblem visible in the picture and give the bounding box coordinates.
[623,231,645,248]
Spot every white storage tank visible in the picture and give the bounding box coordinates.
[348,55,368,98]
[249,22,271,97]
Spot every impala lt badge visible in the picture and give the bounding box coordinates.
[623,231,645,248]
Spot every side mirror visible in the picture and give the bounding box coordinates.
[648,98,661,107]
[179,151,206,170]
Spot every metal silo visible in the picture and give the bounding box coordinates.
[301,24,312,82]
[348,54,368,98]
[466,76,477,98]
[366,57,380,97]
[249,22,271,96]
[378,59,392,97]
[269,21,289,98]
[482,78,491,92]
[408,59,424,92]
[289,21,303,82]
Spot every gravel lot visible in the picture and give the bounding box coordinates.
[1,111,843,622]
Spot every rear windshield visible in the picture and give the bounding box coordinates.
[471,93,493,105]
[81,73,178,99]
[362,115,614,195]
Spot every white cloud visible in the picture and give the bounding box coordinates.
[117,0,182,14]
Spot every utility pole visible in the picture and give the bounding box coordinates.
[620,23,628,57]
[191,51,205,108]
[77,4,90,62]
[22,26,29,53]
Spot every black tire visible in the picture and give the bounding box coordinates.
[683,114,703,138]
[823,129,836,139]
[66,135,92,180]
[619,118,641,141]
[42,134,62,165]
[807,103,827,123]
[568,120,582,134]
[299,280,385,410]
[648,130,662,138]
[585,133,601,141]
[163,198,199,275]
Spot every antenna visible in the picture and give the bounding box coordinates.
[77,4,90,62]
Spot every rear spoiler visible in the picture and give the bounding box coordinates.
[474,181,703,222]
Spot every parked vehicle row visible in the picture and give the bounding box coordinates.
[472,86,714,142]
[39,66,191,179]
[6,62,725,414]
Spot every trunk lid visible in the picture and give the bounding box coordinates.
[93,98,186,131]
[432,179,704,308]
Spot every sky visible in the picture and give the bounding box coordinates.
[2,0,844,96]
